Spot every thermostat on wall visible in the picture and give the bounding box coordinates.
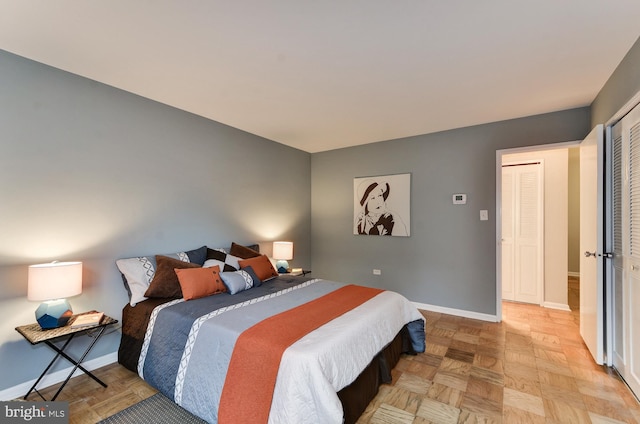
[453,194,467,205]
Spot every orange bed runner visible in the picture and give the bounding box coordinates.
[218,284,383,423]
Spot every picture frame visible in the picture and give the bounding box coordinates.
[353,173,410,236]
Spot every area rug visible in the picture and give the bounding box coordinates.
[98,393,207,424]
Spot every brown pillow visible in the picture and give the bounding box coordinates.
[238,255,278,282]
[175,265,227,300]
[144,255,201,298]
[229,242,261,259]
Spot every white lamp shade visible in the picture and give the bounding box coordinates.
[272,241,293,260]
[28,261,83,301]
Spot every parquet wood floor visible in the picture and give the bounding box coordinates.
[26,292,639,423]
[359,298,640,424]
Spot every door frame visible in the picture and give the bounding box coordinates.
[495,141,578,320]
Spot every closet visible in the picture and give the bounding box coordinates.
[610,101,640,396]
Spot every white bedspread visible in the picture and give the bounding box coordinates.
[269,290,423,424]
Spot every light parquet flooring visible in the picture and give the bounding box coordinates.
[359,300,640,424]
[24,296,640,424]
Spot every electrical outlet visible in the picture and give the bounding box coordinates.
[373,269,381,275]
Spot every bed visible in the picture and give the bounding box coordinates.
[116,244,425,424]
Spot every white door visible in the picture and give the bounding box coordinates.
[502,163,544,304]
[579,124,604,364]
[611,103,640,396]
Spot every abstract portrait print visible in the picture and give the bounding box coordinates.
[354,173,410,236]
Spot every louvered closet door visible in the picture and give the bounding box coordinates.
[611,101,640,397]
[611,121,626,375]
[626,106,640,396]
[502,163,544,304]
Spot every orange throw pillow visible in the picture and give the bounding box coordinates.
[175,265,227,300]
[238,255,278,281]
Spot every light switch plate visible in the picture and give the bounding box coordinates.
[480,210,488,221]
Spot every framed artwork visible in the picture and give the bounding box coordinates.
[354,173,410,236]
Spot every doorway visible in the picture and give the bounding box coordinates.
[496,143,577,319]
[567,147,581,312]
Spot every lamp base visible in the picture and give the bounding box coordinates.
[276,260,290,273]
[35,299,73,329]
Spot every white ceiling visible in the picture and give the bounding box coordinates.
[1,1,639,153]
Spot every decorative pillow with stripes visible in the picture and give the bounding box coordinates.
[220,270,255,294]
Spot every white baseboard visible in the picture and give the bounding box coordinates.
[413,302,499,322]
[568,271,580,278]
[0,352,118,401]
[543,302,572,311]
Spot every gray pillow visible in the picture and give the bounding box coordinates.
[242,266,262,287]
[220,270,254,294]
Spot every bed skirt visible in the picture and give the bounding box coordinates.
[338,325,414,424]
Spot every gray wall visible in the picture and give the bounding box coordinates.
[310,34,640,319]
[0,50,311,391]
[592,36,640,126]
[311,109,590,315]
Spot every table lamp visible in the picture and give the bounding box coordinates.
[28,261,82,329]
[272,241,293,273]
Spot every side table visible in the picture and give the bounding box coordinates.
[281,269,311,277]
[15,311,118,401]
